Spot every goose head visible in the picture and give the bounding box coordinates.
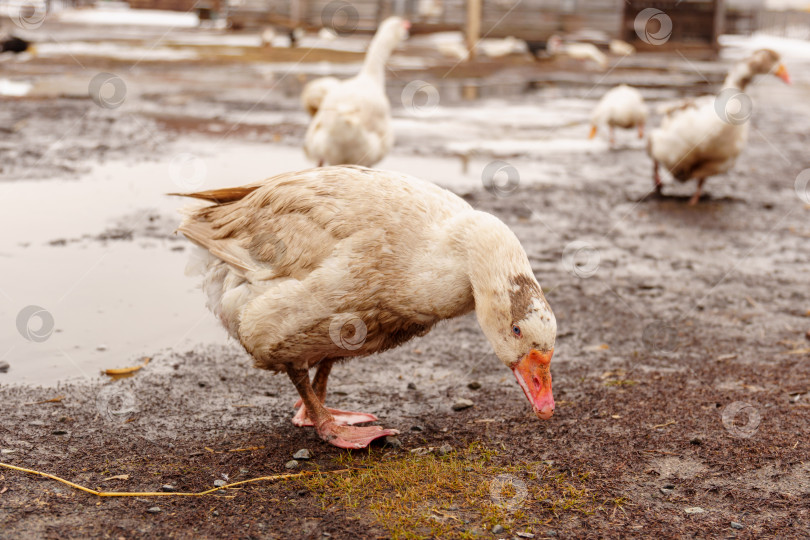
[372,16,410,54]
[750,49,790,84]
[480,277,557,420]
[462,213,557,420]
[725,49,790,89]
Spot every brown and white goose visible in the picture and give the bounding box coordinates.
[647,49,790,204]
[175,166,557,449]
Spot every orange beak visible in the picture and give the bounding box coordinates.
[774,63,791,85]
[588,125,598,139]
[511,349,554,420]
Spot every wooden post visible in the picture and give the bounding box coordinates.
[466,0,481,60]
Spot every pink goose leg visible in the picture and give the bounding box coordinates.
[286,364,398,449]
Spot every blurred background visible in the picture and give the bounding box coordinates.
[0,0,807,386]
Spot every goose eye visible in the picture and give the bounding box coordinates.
[512,325,521,337]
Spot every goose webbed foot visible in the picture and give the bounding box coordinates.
[317,422,399,450]
[292,400,379,427]
[286,364,396,448]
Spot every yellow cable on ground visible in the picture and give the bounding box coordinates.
[0,461,351,497]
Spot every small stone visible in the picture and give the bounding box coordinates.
[52,430,68,435]
[1,449,16,454]
[690,438,702,445]
[293,449,312,460]
[409,447,430,456]
[161,485,175,492]
[96,345,107,352]
[467,381,481,390]
[684,507,705,514]
[410,425,424,432]
[146,507,161,514]
[407,382,417,390]
[436,444,453,456]
[0,361,9,373]
[384,436,402,448]
[285,460,299,469]
[660,487,674,495]
[212,510,219,516]
[491,524,505,534]
[731,522,743,530]
[29,420,45,427]
[239,468,249,475]
[546,532,557,537]
[213,480,226,487]
[516,533,534,539]
[452,398,474,411]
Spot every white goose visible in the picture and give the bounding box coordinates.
[589,84,648,146]
[648,49,790,204]
[175,166,557,449]
[546,35,607,70]
[304,17,410,167]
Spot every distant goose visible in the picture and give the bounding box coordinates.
[647,49,790,204]
[546,35,607,70]
[303,17,410,167]
[1,35,30,54]
[590,84,648,146]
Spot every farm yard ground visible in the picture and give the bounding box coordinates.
[1,11,810,539]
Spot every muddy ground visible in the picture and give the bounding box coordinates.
[1,18,810,539]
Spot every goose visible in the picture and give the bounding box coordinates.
[300,76,340,117]
[648,49,790,205]
[589,84,648,146]
[174,166,557,449]
[303,17,410,167]
[546,35,607,70]
[609,39,635,57]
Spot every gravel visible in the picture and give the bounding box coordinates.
[452,398,474,411]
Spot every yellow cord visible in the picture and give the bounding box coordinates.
[0,461,351,497]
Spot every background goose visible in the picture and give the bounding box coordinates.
[303,17,410,167]
[175,166,557,449]
[647,49,790,205]
[590,84,648,146]
[546,35,607,70]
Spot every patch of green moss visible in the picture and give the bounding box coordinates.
[300,443,623,539]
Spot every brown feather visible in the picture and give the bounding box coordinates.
[169,186,261,204]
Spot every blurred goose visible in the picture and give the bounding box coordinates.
[648,49,790,204]
[175,166,557,449]
[0,34,30,54]
[304,17,410,167]
[300,76,340,117]
[589,84,648,146]
[546,35,607,70]
[609,39,635,57]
